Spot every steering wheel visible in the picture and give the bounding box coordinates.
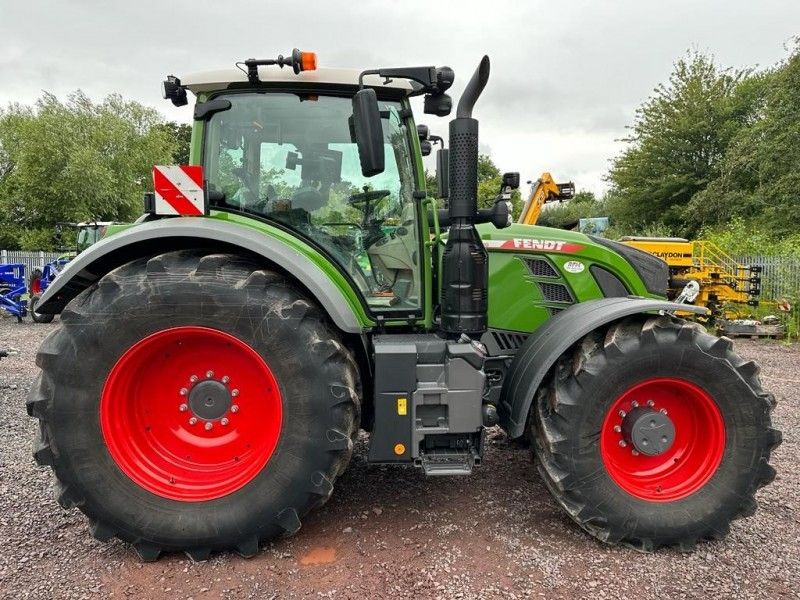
[346,189,391,206]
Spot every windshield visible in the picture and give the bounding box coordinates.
[204,92,421,312]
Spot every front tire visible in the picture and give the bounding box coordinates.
[29,294,55,323]
[532,315,781,551]
[28,250,360,560]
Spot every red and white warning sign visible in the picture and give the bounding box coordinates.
[152,165,206,216]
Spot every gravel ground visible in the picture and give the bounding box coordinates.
[1,317,798,600]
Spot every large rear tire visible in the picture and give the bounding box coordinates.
[28,250,360,561]
[532,315,781,551]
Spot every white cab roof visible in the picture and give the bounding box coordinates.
[181,67,415,95]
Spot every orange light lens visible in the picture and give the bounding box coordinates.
[300,51,317,71]
[393,443,406,456]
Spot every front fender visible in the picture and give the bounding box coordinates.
[37,217,370,334]
[499,297,708,438]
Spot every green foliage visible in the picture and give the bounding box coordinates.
[537,189,604,229]
[476,154,522,218]
[603,44,800,257]
[607,52,755,235]
[701,217,800,257]
[154,121,192,164]
[0,91,176,249]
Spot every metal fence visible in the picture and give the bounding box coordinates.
[736,254,800,301]
[0,250,62,277]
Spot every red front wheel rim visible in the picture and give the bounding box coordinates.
[600,378,726,501]
[100,326,282,502]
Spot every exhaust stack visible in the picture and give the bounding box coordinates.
[440,56,491,336]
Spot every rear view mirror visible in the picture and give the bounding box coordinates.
[436,148,449,199]
[352,88,385,177]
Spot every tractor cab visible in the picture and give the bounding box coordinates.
[177,58,453,316]
[201,90,420,310]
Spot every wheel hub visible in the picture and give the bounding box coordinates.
[621,406,675,456]
[188,379,231,421]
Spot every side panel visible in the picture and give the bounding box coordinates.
[498,298,707,438]
[479,224,661,333]
[37,215,372,333]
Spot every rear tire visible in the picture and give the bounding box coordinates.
[28,250,360,560]
[532,315,780,551]
[29,294,55,323]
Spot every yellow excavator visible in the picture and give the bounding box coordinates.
[517,172,576,225]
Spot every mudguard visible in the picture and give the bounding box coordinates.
[498,297,708,438]
[36,217,366,333]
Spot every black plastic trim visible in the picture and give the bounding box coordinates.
[590,236,669,297]
[590,264,629,298]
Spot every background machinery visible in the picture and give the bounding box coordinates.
[28,50,779,561]
[620,236,762,320]
[517,172,575,225]
[0,263,28,322]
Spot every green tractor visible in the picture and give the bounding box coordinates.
[29,50,780,561]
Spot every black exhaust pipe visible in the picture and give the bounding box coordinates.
[440,56,491,336]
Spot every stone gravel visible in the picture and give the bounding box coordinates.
[0,317,797,599]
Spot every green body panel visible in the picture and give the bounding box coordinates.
[478,223,658,333]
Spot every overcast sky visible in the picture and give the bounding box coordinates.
[1,1,798,195]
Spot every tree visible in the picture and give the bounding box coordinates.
[476,154,523,218]
[0,91,176,249]
[690,45,800,237]
[155,121,193,164]
[607,52,757,235]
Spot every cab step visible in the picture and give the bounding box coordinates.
[418,448,480,476]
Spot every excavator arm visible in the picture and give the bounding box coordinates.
[517,172,575,225]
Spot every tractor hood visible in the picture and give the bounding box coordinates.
[476,223,668,297]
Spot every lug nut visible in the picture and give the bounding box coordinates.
[204,422,213,431]
[631,400,639,408]
[231,405,239,413]
[231,389,239,398]
[179,403,188,412]
[619,440,627,448]
[189,417,198,426]
[647,399,655,407]
[632,449,640,456]
[221,417,229,426]
[179,388,188,396]
[222,375,230,384]
[190,374,198,383]
[613,425,622,433]
[618,410,626,418]
[206,370,214,378]
[660,408,668,415]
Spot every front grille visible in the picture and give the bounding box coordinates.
[491,330,528,351]
[538,281,574,304]
[523,257,558,278]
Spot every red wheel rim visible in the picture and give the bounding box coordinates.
[100,326,282,502]
[600,378,725,501]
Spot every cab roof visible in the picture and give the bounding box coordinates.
[181,67,416,95]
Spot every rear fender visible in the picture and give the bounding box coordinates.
[36,217,368,334]
[499,297,707,438]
